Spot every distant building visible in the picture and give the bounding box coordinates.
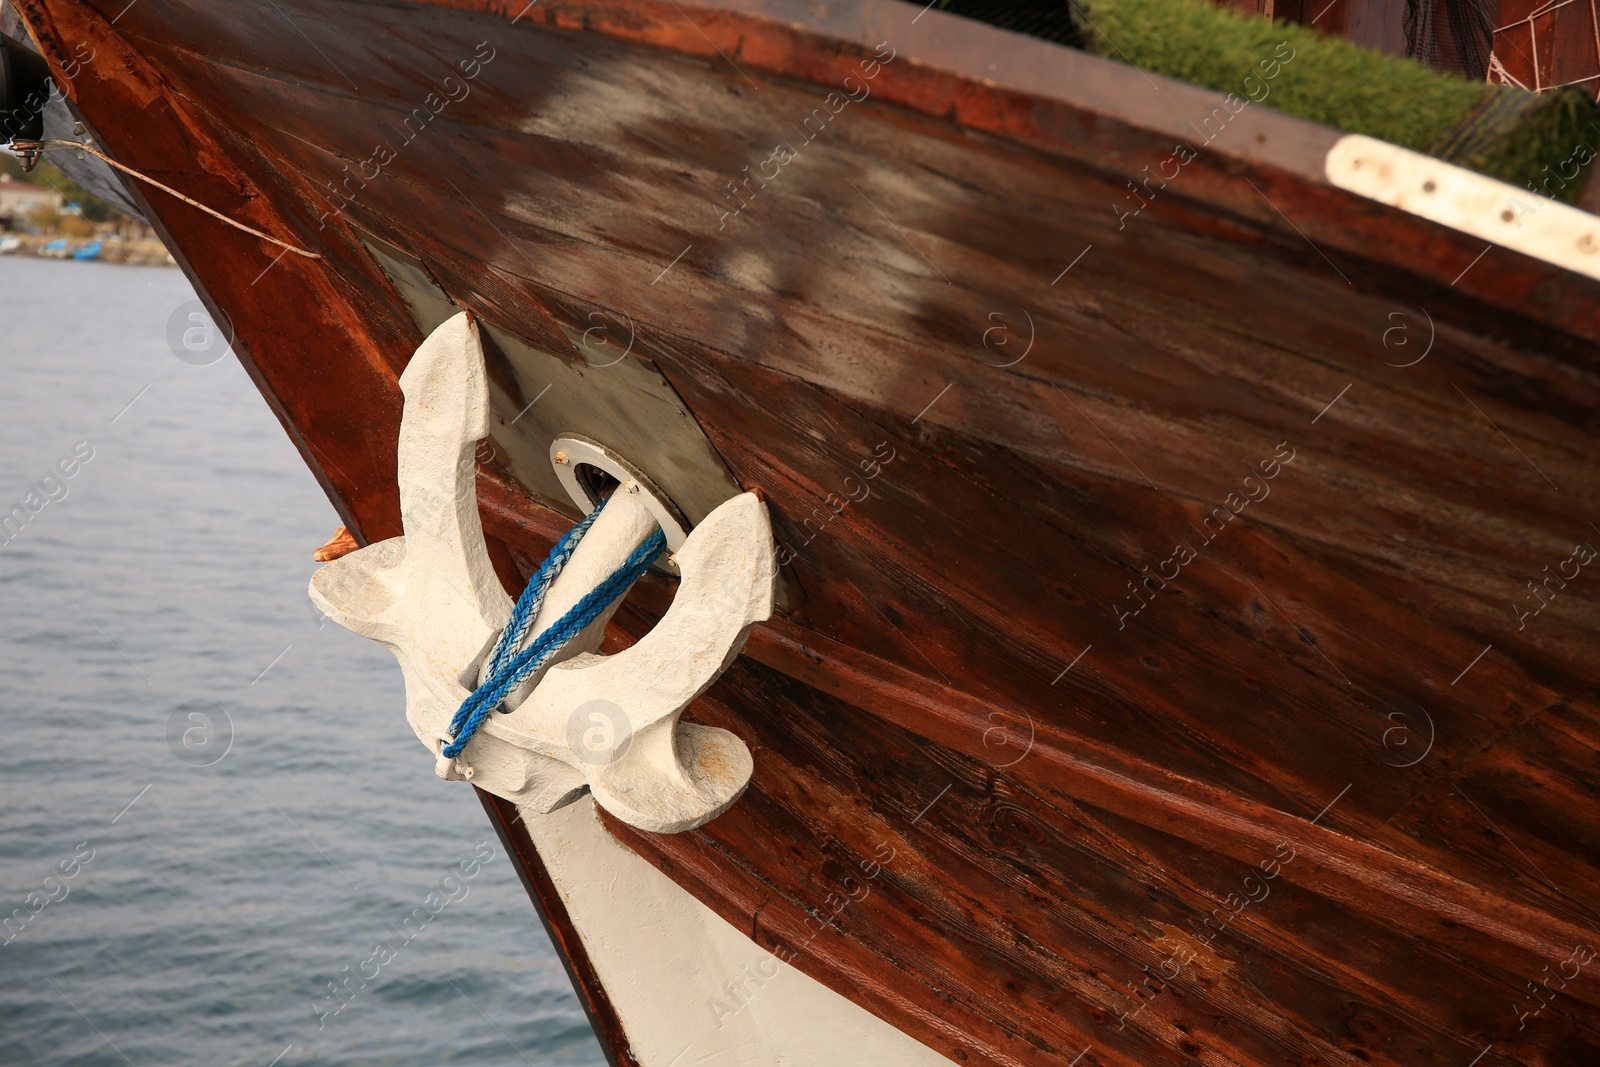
[0,174,64,229]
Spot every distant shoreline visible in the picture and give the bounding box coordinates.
[0,233,175,266]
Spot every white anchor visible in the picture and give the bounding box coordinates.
[309,312,774,833]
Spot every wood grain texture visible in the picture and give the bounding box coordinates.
[17,1,1600,1064]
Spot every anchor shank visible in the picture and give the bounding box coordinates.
[488,489,660,704]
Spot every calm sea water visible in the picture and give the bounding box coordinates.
[0,258,605,1067]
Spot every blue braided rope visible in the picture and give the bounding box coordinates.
[484,507,602,679]
[442,526,666,760]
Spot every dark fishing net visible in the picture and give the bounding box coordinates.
[931,0,1090,48]
[1406,0,1497,81]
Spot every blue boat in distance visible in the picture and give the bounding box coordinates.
[72,240,102,261]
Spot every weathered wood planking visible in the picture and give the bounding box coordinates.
[1492,0,1600,100]
[603,656,1600,1065]
[17,0,1600,1064]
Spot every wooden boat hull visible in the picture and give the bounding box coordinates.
[13,1,1600,1064]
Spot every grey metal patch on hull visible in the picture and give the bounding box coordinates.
[360,234,798,608]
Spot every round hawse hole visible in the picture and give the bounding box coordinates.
[1501,209,1515,222]
[1422,180,1437,193]
[574,463,622,505]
